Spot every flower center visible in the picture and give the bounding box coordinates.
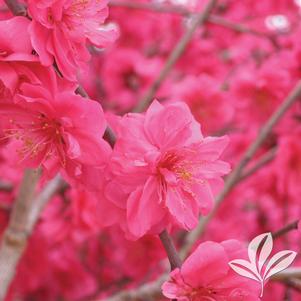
[64,0,97,29]
[185,287,218,301]
[157,150,194,182]
[4,113,66,166]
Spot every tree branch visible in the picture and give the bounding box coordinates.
[0,169,40,300]
[104,274,167,301]
[132,0,217,113]
[0,181,13,192]
[180,80,301,259]
[159,230,182,270]
[109,1,275,39]
[237,146,277,184]
[75,85,117,147]
[102,267,301,301]
[272,220,299,239]
[3,0,26,16]
[272,268,301,281]
[283,278,301,293]
[0,172,64,301]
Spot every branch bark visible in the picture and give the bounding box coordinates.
[104,274,167,301]
[0,172,63,301]
[75,86,117,147]
[272,220,299,239]
[102,267,301,301]
[180,80,301,258]
[159,230,182,270]
[0,169,40,300]
[3,0,26,16]
[0,181,13,192]
[133,0,217,113]
[237,146,277,184]
[109,1,275,38]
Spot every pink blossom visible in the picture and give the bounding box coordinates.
[0,17,33,62]
[104,100,230,239]
[231,59,291,128]
[162,240,260,301]
[170,74,234,134]
[27,0,117,81]
[0,16,39,100]
[0,77,110,182]
[100,47,163,112]
[40,188,103,243]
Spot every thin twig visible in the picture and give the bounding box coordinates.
[283,278,301,293]
[272,220,299,239]
[109,0,189,15]
[0,169,41,300]
[132,0,217,113]
[272,268,301,281]
[159,230,182,270]
[0,170,64,301]
[0,181,13,192]
[3,0,26,16]
[109,1,273,38]
[0,174,63,301]
[75,85,89,98]
[238,146,277,184]
[102,267,301,301]
[104,274,167,301]
[180,80,301,259]
[75,85,117,147]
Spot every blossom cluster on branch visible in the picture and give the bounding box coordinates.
[0,0,301,301]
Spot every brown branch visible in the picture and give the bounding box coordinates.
[0,169,40,300]
[104,274,167,301]
[132,0,217,113]
[102,266,301,301]
[75,85,117,147]
[3,0,26,16]
[283,278,301,293]
[109,1,274,38]
[180,80,301,259]
[103,230,182,301]
[0,172,64,301]
[102,219,301,301]
[272,268,301,281]
[159,230,182,270]
[237,146,277,184]
[272,220,299,239]
[109,0,189,15]
[0,181,13,192]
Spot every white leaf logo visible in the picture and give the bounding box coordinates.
[229,232,297,298]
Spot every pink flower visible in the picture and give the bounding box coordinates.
[0,16,40,100]
[100,47,163,112]
[170,74,234,134]
[104,100,230,239]
[0,77,110,183]
[162,240,260,301]
[27,0,118,81]
[0,16,33,62]
[40,187,103,243]
[231,59,291,128]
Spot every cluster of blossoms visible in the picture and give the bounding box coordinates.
[0,0,300,300]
